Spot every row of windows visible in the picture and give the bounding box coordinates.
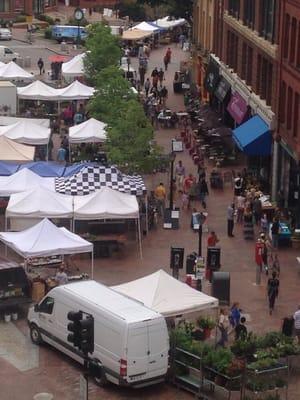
[0,0,10,12]
[227,31,273,106]
[280,82,300,139]
[283,14,300,69]
[228,0,277,44]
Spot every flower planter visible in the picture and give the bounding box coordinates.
[203,328,212,339]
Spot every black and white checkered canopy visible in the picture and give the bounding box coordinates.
[55,165,147,196]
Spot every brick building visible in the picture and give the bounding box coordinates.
[193,0,280,197]
[276,0,300,214]
[0,0,58,19]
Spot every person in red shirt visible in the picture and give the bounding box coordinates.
[207,231,219,247]
[183,173,194,193]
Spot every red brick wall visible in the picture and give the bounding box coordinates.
[277,0,300,156]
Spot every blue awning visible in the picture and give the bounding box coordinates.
[233,115,271,156]
[0,161,20,176]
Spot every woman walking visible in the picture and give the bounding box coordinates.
[217,309,230,347]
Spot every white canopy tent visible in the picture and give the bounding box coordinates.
[68,117,107,144]
[0,218,94,277]
[112,269,219,317]
[0,135,34,161]
[17,80,59,101]
[155,16,186,29]
[0,168,54,196]
[132,21,160,32]
[0,119,51,145]
[73,187,142,258]
[17,80,95,101]
[6,186,73,231]
[0,116,50,128]
[122,29,153,40]
[62,53,85,77]
[0,61,34,81]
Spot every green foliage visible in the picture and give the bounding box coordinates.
[14,15,26,23]
[84,23,121,79]
[118,1,146,20]
[36,14,55,25]
[197,316,216,330]
[203,348,233,374]
[231,333,257,359]
[44,27,52,39]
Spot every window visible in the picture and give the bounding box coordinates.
[227,31,239,71]
[283,14,290,59]
[244,0,255,29]
[279,81,286,124]
[228,0,240,19]
[289,18,297,64]
[260,0,276,43]
[241,43,247,80]
[293,93,299,138]
[287,87,293,130]
[297,22,300,68]
[257,55,273,105]
[0,0,10,12]
[38,297,55,314]
[241,43,253,86]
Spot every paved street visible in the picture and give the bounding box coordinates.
[0,36,300,399]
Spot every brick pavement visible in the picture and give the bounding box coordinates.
[1,43,300,399]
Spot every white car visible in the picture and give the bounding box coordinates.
[0,28,12,40]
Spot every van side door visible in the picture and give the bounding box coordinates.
[36,296,55,342]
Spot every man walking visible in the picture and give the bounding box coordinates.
[267,271,279,315]
[227,203,235,237]
[154,182,166,218]
[37,57,44,75]
[144,78,150,96]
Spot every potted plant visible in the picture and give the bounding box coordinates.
[197,316,216,339]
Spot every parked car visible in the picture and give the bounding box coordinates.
[0,28,12,41]
[28,280,169,388]
[0,45,19,63]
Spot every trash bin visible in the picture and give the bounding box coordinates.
[24,56,31,68]
[61,40,67,52]
[33,393,54,400]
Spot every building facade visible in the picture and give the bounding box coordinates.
[0,0,58,19]
[276,0,300,214]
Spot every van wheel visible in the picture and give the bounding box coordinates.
[94,367,108,387]
[30,324,43,345]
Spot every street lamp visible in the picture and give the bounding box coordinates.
[169,151,176,210]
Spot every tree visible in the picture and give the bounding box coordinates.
[84,23,121,79]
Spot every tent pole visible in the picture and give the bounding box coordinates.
[46,143,49,161]
[69,142,71,162]
[137,217,143,259]
[91,249,94,278]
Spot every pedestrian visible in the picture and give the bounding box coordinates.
[236,194,245,224]
[138,65,146,86]
[198,177,209,209]
[267,271,279,315]
[253,196,262,225]
[183,173,194,194]
[294,306,300,344]
[158,67,164,84]
[243,206,254,240]
[207,231,219,247]
[179,190,189,210]
[160,86,168,107]
[37,57,44,75]
[55,263,68,285]
[179,33,185,49]
[271,218,280,249]
[227,203,235,237]
[217,308,230,347]
[154,182,166,217]
[166,47,172,63]
[235,317,248,340]
[234,173,243,196]
[144,78,150,96]
[163,54,169,71]
[260,213,268,234]
[175,160,186,190]
[229,302,241,327]
[151,67,158,78]
[260,233,271,275]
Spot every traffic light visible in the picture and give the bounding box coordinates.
[79,315,94,354]
[67,311,82,348]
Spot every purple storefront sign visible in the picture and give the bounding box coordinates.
[227,92,248,124]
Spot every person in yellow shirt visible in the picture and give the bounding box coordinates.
[154,182,166,217]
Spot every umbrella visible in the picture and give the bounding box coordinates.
[49,55,70,63]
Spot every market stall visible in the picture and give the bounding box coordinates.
[0,61,34,81]
[18,161,66,177]
[0,116,50,128]
[0,135,34,161]
[0,168,54,196]
[62,52,85,79]
[73,186,142,258]
[5,186,73,231]
[0,218,94,277]
[122,29,153,41]
[112,269,218,316]
[0,119,50,146]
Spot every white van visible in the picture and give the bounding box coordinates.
[0,45,19,63]
[28,280,169,388]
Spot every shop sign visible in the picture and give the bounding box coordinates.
[204,59,220,93]
[214,78,231,102]
[227,92,248,124]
